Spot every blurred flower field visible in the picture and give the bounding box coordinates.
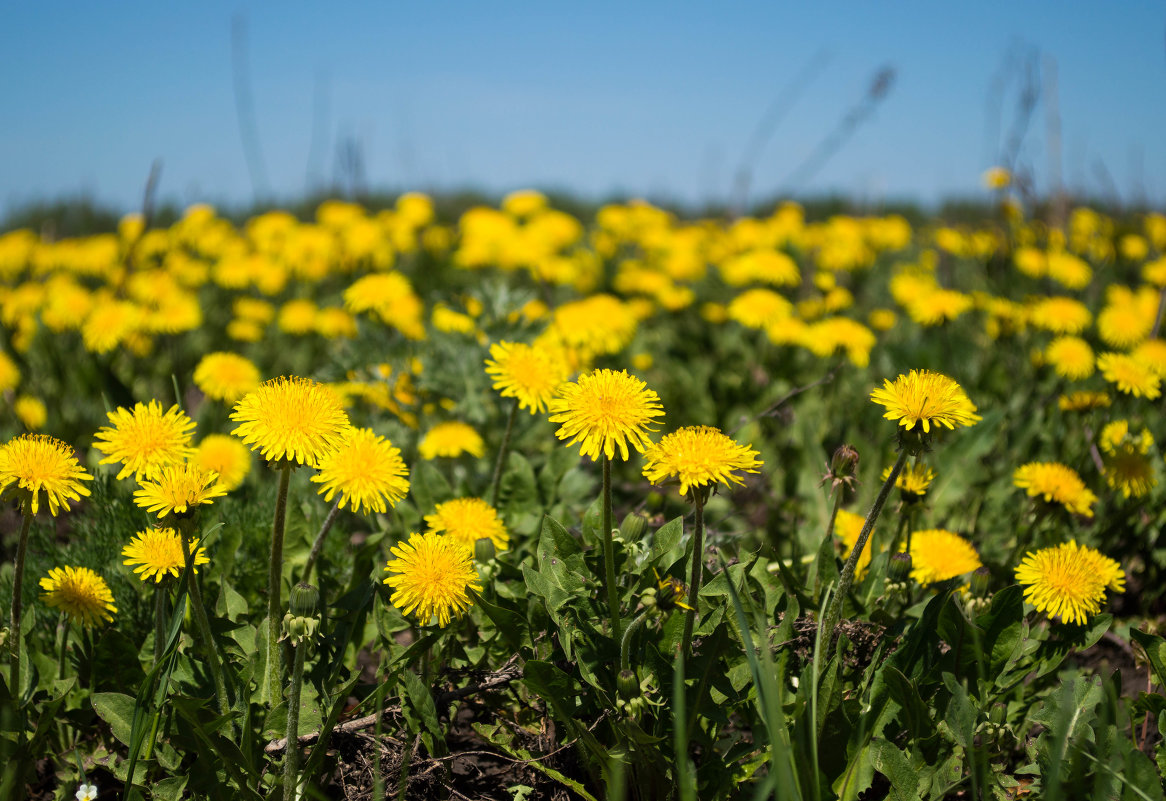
[2,185,1166,799]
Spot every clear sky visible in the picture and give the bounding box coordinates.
[2,1,1164,216]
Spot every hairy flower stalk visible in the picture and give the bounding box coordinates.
[301,499,342,585]
[266,462,293,705]
[9,508,33,696]
[283,583,318,801]
[488,400,519,508]
[680,489,706,663]
[178,518,230,714]
[821,450,907,657]
[602,456,622,641]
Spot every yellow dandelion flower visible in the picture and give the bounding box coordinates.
[0,434,92,515]
[133,463,227,518]
[1058,391,1110,412]
[39,566,117,627]
[484,341,570,415]
[1013,462,1097,517]
[548,369,664,462]
[1028,296,1091,335]
[425,497,509,553]
[92,401,196,481]
[1131,339,1166,377]
[231,376,351,467]
[1103,450,1156,498]
[982,166,1011,189]
[193,434,251,491]
[1015,541,1120,624]
[909,529,982,586]
[193,352,261,405]
[1096,352,1161,399]
[278,298,319,335]
[1099,420,1153,456]
[834,509,873,578]
[0,349,19,393]
[1044,336,1095,381]
[14,395,46,430]
[642,425,761,497]
[727,288,794,330]
[418,421,485,459]
[311,427,410,514]
[869,369,981,433]
[383,531,483,627]
[122,527,209,583]
[883,462,935,498]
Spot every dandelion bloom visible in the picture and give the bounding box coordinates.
[1028,297,1091,335]
[231,376,351,467]
[39,566,117,627]
[1096,352,1161,400]
[869,370,980,433]
[1013,462,1097,517]
[14,396,46,430]
[1043,336,1095,381]
[134,463,227,518]
[548,369,664,462]
[92,401,196,481]
[909,529,982,586]
[1099,421,1157,498]
[193,434,251,491]
[484,341,570,415]
[642,426,761,497]
[193,352,261,404]
[1015,541,1124,625]
[425,497,509,553]
[883,462,935,498]
[311,427,410,514]
[0,434,92,515]
[1057,391,1110,413]
[122,527,209,583]
[834,509,874,578]
[383,531,483,627]
[418,421,485,460]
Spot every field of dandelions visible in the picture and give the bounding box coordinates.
[2,185,1166,801]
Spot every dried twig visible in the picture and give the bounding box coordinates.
[265,655,524,754]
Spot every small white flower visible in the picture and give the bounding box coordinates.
[76,783,98,801]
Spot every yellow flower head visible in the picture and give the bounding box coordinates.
[424,497,509,553]
[0,434,92,516]
[1058,391,1110,413]
[1013,461,1097,517]
[311,427,410,514]
[1015,540,1123,625]
[548,369,664,462]
[909,529,982,586]
[14,396,46,430]
[134,463,228,518]
[1028,297,1091,335]
[193,434,251,491]
[0,349,19,393]
[484,341,571,415]
[834,508,873,578]
[418,421,485,460]
[92,401,196,481]
[39,566,117,627]
[383,531,483,627]
[231,376,351,467]
[122,527,209,583]
[1096,352,1161,399]
[193,352,262,405]
[869,369,980,434]
[642,426,761,497]
[884,462,935,498]
[1044,336,1095,381]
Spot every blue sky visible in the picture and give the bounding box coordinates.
[2,2,1164,215]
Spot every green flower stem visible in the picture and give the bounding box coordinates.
[602,456,622,642]
[812,487,846,602]
[283,642,307,801]
[179,521,230,714]
[9,507,33,699]
[680,490,706,663]
[301,499,342,586]
[822,450,907,657]
[619,610,652,672]
[489,400,520,509]
[56,615,68,682]
[154,586,167,667]
[893,512,909,554]
[266,462,294,707]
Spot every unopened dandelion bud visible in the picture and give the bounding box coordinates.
[831,445,860,480]
[989,702,1006,726]
[290,583,319,618]
[617,669,640,701]
[889,552,912,583]
[620,512,648,542]
[970,566,992,598]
